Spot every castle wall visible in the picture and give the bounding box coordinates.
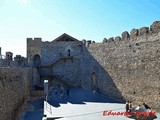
[41,41,84,85]
[27,38,42,66]
[88,27,160,110]
[0,67,39,120]
[26,21,160,110]
[81,46,125,101]
[27,37,126,101]
[27,39,84,85]
[0,48,28,68]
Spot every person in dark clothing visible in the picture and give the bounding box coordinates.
[128,101,132,112]
[125,101,129,112]
[54,88,58,95]
[66,89,70,97]
[68,49,70,57]
[143,103,151,111]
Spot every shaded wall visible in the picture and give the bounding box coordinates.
[88,38,160,110]
[27,37,125,102]
[0,67,39,120]
[27,39,84,85]
[80,46,125,102]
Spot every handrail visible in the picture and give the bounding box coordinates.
[0,55,18,61]
[38,56,78,88]
[0,55,6,59]
[39,56,73,68]
[45,101,52,115]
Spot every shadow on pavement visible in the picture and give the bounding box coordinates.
[48,88,123,108]
[47,117,63,120]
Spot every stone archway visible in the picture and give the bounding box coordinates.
[91,72,98,90]
[33,54,41,67]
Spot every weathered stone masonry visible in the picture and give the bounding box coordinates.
[88,21,160,110]
[26,34,125,102]
[0,68,39,120]
[0,21,160,120]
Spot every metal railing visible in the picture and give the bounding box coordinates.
[45,101,52,115]
[0,55,6,59]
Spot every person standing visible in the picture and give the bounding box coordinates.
[128,101,132,112]
[125,101,129,112]
[54,87,58,95]
[143,103,151,112]
[66,88,70,97]
[135,105,141,111]
[60,86,64,99]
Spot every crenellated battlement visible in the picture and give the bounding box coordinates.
[81,21,160,47]
[27,37,42,42]
[0,21,160,118]
[0,47,28,67]
[27,37,42,47]
[88,21,160,110]
[102,21,160,44]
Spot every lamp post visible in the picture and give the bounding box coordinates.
[44,80,48,102]
[43,80,49,120]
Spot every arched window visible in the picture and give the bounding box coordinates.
[33,54,41,67]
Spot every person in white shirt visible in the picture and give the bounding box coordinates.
[135,105,141,111]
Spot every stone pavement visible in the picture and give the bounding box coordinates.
[20,88,160,120]
[43,88,143,120]
[19,98,43,120]
[44,101,131,120]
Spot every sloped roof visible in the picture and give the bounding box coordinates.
[52,33,79,42]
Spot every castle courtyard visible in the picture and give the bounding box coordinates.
[19,88,160,120]
[0,1,160,119]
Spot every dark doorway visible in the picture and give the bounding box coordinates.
[33,54,41,67]
[68,49,70,57]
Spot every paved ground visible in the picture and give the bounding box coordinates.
[44,102,131,120]
[20,98,43,120]
[20,88,160,120]
[43,88,160,120]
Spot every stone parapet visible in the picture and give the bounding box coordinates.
[101,21,160,44]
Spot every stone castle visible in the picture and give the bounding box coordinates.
[0,21,160,120]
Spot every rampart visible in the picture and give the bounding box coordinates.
[88,21,160,110]
[0,50,28,68]
[26,37,125,102]
[0,21,159,119]
[0,67,39,120]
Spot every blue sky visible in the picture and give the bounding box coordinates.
[0,0,160,57]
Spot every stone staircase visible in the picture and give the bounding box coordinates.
[39,56,73,68]
[37,56,80,88]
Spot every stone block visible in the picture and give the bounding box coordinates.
[15,55,21,60]
[139,27,149,35]
[103,38,107,43]
[82,39,86,45]
[130,29,139,39]
[6,52,13,61]
[108,37,114,42]
[27,38,33,43]
[34,38,42,42]
[150,21,160,33]
[115,36,121,41]
[86,40,91,47]
[121,31,130,40]
[92,41,95,44]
